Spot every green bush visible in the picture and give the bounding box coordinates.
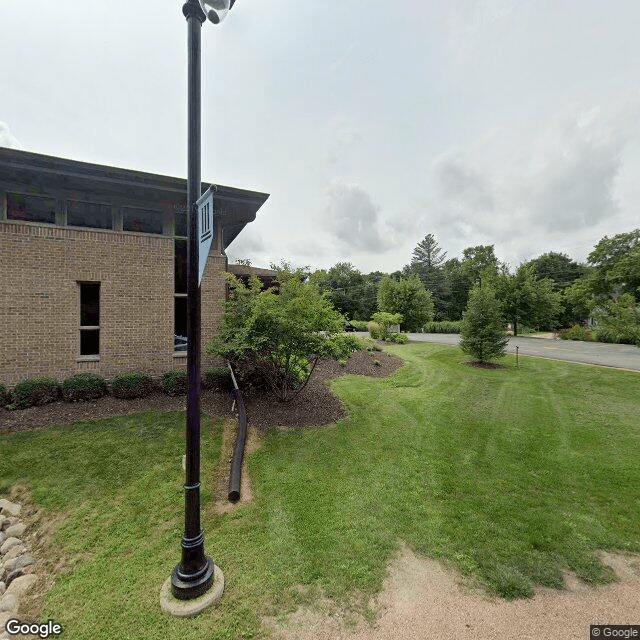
[347,320,369,332]
[592,295,640,345]
[0,384,9,408]
[162,370,188,396]
[422,321,463,334]
[203,367,232,392]
[387,332,408,344]
[368,321,382,340]
[560,325,595,341]
[325,333,364,359]
[62,373,107,402]
[13,377,62,409]
[112,373,155,399]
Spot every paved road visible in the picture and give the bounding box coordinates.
[404,333,640,371]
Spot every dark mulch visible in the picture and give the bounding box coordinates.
[0,350,404,435]
[462,360,505,369]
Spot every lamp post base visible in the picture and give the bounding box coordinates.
[160,563,224,617]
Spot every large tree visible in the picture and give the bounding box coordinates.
[411,233,447,270]
[377,275,434,332]
[587,229,640,301]
[525,252,585,289]
[406,234,448,320]
[309,262,379,321]
[495,265,563,335]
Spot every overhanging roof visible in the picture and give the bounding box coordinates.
[0,147,269,250]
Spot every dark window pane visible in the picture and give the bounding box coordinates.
[80,329,100,356]
[174,209,187,237]
[122,208,163,234]
[7,193,56,224]
[174,296,187,346]
[175,239,187,294]
[80,282,100,326]
[67,201,112,229]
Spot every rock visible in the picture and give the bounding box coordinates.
[5,570,23,587]
[0,582,4,596]
[0,517,18,531]
[0,538,20,555]
[0,500,21,517]
[0,533,6,547]
[4,553,35,574]
[2,545,26,562]
[4,523,25,538]
[0,593,17,613]
[3,573,36,599]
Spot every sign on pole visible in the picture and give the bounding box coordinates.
[197,186,215,286]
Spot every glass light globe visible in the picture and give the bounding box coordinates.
[201,0,230,24]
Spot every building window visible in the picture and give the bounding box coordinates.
[67,200,112,230]
[175,238,187,294]
[174,296,187,352]
[80,282,100,357]
[7,192,56,224]
[122,207,163,234]
[174,209,187,237]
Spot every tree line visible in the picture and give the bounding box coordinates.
[309,229,640,340]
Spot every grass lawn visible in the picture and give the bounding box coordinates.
[2,343,639,639]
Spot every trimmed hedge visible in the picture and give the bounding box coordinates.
[203,367,232,392]
[387,332,408,344]
[347,320,369,332]
[13,377,62,408]
[422,321,463,334]
[62,373,107,402]
[112,372,155,399]
[162,370,188,396]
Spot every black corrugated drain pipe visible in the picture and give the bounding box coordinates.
[227,363,247,503]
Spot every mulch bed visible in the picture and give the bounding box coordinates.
[0,350,404,435]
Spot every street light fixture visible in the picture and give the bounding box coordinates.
[168,0,235,604]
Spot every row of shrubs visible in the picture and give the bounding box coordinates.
[560,323,640,345]
[0,368,233,411]
[347,319,463,334]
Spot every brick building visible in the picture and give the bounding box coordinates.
[0,148,268,387]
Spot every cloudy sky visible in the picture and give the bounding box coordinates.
[2,0,640,273]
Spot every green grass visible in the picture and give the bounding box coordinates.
[1,343,639,638]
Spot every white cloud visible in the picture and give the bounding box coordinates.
[0,122,22,149]
[322,181,390,253]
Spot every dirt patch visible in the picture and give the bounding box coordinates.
[462,360,505,369]
[265,544,640,640]
[0,350,404,435]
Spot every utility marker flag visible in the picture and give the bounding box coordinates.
[197,186,215,286]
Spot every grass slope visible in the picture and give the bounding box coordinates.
[1,344,639,638]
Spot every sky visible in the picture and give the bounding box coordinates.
[2,0,640,274]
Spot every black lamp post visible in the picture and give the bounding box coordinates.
[171,0,235,601]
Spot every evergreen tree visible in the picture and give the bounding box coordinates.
[460,284,508,363]
[411,233,447,269]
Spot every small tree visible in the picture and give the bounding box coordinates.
[460,285,509,363]
[206,265,350,401]
[372,312,403,340]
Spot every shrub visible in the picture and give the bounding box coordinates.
[372,312,403,340]
[422,321,463,334]
[162,370,188,396]
[592,295,640,345]
[325,333,364,359]
[112,372,155,399]
[387,332,408,344]
[560,325,595,341]
[206,264,347,402]
[62,373,107,402]
[0,384,10,408]
[347,320,369,332]
[203,367,232,392]
[13,377,62,409]
[367,321,382,340]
